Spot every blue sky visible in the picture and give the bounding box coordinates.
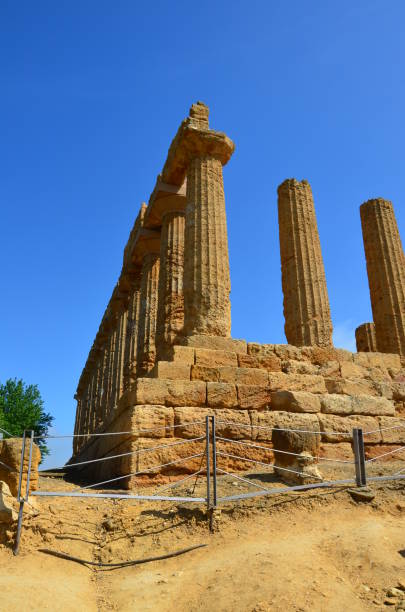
[1,1,404,468]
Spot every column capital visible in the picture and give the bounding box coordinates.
[161,124,235,186]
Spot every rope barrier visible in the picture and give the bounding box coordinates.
[79,452,205,490]
[215,419,349,437]
[0,426,14,437]
[216,435,353,464]
[363,424,405,436]
[153,469,204,495]
[35,420,206,440]
[216,467,271,492]
[40,436,205,472]
[0,459,17,472]
[217,450,322,480]
[366,444,405,463]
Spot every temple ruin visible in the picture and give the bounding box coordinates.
[72,102,405,487]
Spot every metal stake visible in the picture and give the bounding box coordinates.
[14,431,27,556]
[205,416,210,516]
[353,428,367,487]
[211,416,217,507]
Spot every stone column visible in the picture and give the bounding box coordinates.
[123,277,142,390]
[161,102,235,339]
[355,322,377,353]
[184,156,231,337]
[156,211,185,359]
[360,198,405,357]
[137,252,160,376]
[277,179,333,347]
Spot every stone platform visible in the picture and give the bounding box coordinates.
[72,339,405,488]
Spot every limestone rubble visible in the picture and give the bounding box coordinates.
[71,102,405,487]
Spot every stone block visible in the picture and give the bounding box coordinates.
[219,367,269,386]
[191,365,221,382]
[173,407,211,439]
[238,353,282,371]
[133,405,175,438]
[271,391,321,413]
[325,378,376,396]
[248,343,307,362]
[0,481,18,523]
[319,443,353,461]
[320,394,395,416]
[237,384,272,410]
[268,372,327,394]
[377,417,405,444]
[319,361,340,377]
[301,346,352,365]
[168,345,195,365]
[194,348,238,367]
[184,335,247,354]
[214,409,251,440]
[340,362,367,379]
[149,361,191,380]
[135,378,206,407]
[353,352,401,370]
[392,383,405,401]
[134,436,205,475]
[272,411,322,485]
[207,382,238,408]
[281,360,320,375]
[318,414,381,443]
[249,410,277,442]
[0,438,41,496]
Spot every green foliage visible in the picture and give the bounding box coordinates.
[0,378,53,458]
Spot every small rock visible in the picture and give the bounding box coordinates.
[398,579,405,591]
[387,588,403,598]
[384,598,396,605]
[348,487,375,502]
[157,578,168,584]
[102,519,114,532]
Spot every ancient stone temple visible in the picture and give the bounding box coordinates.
[72,102,405,486]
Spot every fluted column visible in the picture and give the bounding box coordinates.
[355,322,377,353]
[156,211,185,358]
[137,253,160,376]
[277,179,333,347]
[360,198,405,357]
[184,156,231,337]
[123,274,142,390]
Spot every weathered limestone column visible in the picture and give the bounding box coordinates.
[355,322,377,353]
[180,105,234,338]
[123,274,142,390]
[156,211,185,358]
[137,252,160,376]
[277,179,333,347]
[360,198,405,357]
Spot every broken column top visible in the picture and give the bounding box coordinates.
[189,101,209,130]
[277,178,310,193]
[360,197,393,213]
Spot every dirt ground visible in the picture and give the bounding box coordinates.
[1,468,405,612]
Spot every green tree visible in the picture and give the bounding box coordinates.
[0,378,53,457]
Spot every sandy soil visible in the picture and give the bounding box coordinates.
[0,471,405,611]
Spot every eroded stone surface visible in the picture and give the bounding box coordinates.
[277,179,333,347]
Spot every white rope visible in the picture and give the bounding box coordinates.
[216,467,271,492]
[41,436,205,472]
[79,452,205,490]
[0,459,17,472]
[35,420,206,440]
[0,426,14,437]
[366,444,405,463]
[217,451,322,480]
[215,419,348,437]
[363,424,405,436]
[216,435,353,464]
[153,469,204,495]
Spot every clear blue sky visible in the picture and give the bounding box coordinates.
[1,1,404,467]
